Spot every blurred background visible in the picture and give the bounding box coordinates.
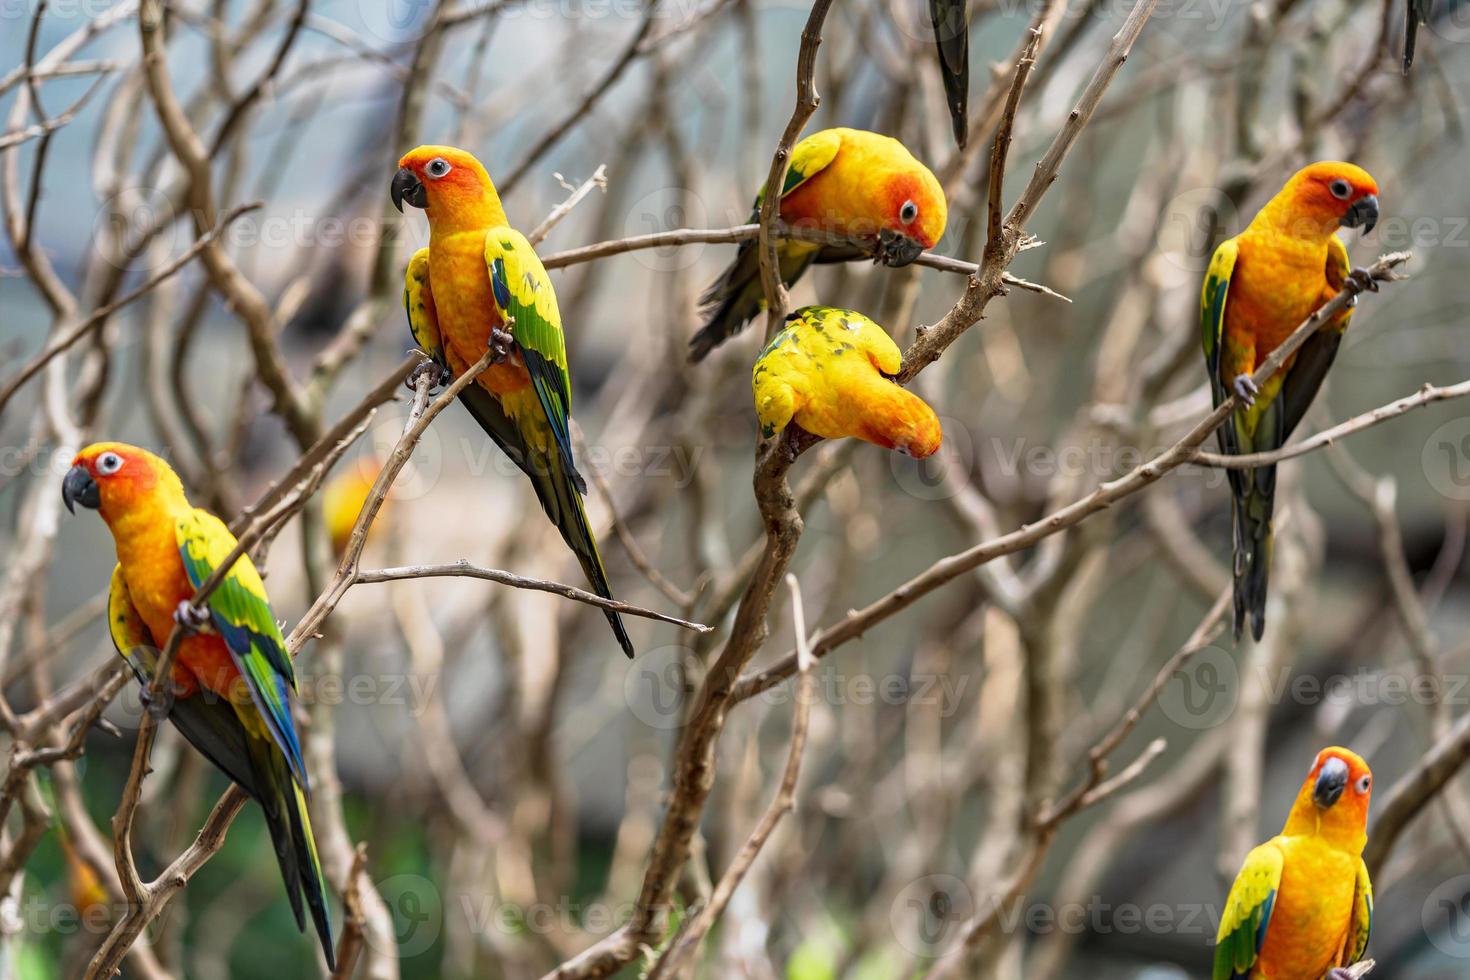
[4,0,1470,975]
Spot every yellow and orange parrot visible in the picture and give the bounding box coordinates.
[322,458,381,557]
[391,145,632,657]
[62,443,334,967]
[691,128,947,362]
[753,306,942,457]
[1201,161,1380,641]
[1215,747,1373,980]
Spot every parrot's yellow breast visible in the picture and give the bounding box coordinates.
[428,230,532,397]
[1253,834,1357,979]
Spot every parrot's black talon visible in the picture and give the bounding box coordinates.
[488,327,514,364]
[172,601,209,635]
[1232,375,1259,407]
[408,359,450,393]
[1347,266,1379,294]
[138,683,175,721]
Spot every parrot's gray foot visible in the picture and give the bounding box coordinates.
[1325,969,1353,980]
[1232,374,1260,407]
[1347,266,1380,295]
[488,326,514,364]
[138,683,175,721]
[172,601,210,636]
[407,358,451,393]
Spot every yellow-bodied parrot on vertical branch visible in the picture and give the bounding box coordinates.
[1200,161,1380,641]
[392,145,633,657]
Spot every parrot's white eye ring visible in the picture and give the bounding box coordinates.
[1356,774,1371,793]
[425,157,452,180]
[1329,178,1352,200]
[96,452,123,475]
[899,199,919,224]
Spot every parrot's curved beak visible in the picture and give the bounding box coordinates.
[1341,194,1379,234]
[1313,756,1349,810]
[392,167,427,212]
[61,465,99,514]
[874,228,926,268]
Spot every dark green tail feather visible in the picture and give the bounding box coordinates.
[245,736,336,969]
[1231,465,1276,643]
[690,239,818,362]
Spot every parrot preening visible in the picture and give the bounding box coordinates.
[928,0,970,148]
[690,128,947,362]
[1200,161,1380,642]
[1214,747,1373,980]
[752,306,942,457]
[391,144,633,658]
[1403,0,1432,73]
[62,443,334,968]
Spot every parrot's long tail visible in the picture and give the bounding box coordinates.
[928,0,970,148]
[1404,0,1431,73]
[690,240,816,362]
[245,734,336,970]
[1230,463,1276,643]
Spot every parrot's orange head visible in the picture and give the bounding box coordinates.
[867,162,947,267]
[1273,161,1380,240]
[1285,746,1372,847]
[393,145,505,230]
[63,442,181,523]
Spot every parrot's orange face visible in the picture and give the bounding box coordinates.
[392,144,502,229]
[63,442,174,522]
[1277,162,1380,240]
[879,168,948,254]
[1289,746,1372,843]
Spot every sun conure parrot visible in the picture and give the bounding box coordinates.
[690,128,947,362]
[61,443,334,967]
[928,0,970,147]
[322,459,381,557]
[391,145,633,657]
[752,306,942,457]
[1214,747,1373,980]
[1403,0,1432,73]
[1201,161,1380,642]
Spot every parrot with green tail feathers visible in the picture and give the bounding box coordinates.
[392,144,633,657]
[62,442,335,968]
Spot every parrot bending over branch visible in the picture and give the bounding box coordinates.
[392,144,633,657]
[62,443,335,968]
[691,128,947,362]
[752,306,942,457]
[1200,161,1380,642]
[1214,747,1373,980]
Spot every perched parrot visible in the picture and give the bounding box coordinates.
[1214,747,1373,980]
[391,145,633,657]
[690,128,947,362]
[929,0,970,148]
[1201,161,1380,641]
[1403,0,1432,73]
[62,443,334,968]
[752,306,942,457]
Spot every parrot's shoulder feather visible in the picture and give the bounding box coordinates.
[752,129,842,211]
[404,246,444,364]
[174,509,306,789]
[1213,840,1283,980]
[483,227,583,493]
[107,566,156,687]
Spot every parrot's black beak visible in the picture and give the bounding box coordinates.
[61,465,99,514]
[1341,194,1379,234]
[391,167,427,212]
[1313,756,1349,810]
[875,228,926,268]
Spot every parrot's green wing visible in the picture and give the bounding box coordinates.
[404,247,444,364]
[484,227,580,487]
[1213,841,1283,980]
[107,566,257,793]
[1200,236,1238,425]
[174,510,306,789]
[1279,234,1352,442]
[1346,857,1373,965]
[755,129,843,208]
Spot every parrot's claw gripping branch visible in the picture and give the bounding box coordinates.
[1232,374,1260,407]
[488,324,515,364]
[407,357,452,393]
[1347,265,1381,295]
[137,683,176,722]
[172,600,212,636]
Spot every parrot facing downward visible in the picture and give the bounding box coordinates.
[691,128,947,362]
[62,443,334,968]
[391,144,633,657]
[752,306,942,457]
[1200,161,1380,642]
[1214,747,1373,980]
